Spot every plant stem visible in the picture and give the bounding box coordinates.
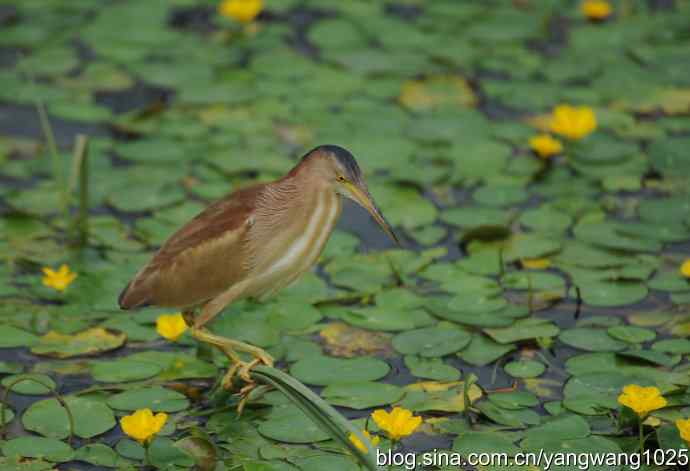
[639,418,644,455]
[144,442,152,467]
[70,135,89,247]
[36,99,69,225]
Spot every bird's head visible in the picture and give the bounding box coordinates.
[300,145,400,245]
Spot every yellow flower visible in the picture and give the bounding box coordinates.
[348,430,380,453]
[617,384,667,418]
[581,0,612,20]
[528,134,563,158]
[522,258,552,269]
[371,407,422,441]
[218,0,262,23]
[549,104,597,140]
[41,264,77,292]
[676,418,690,444]
[156,313,188,341]
[680,259,690,278]
[120,408,167,445]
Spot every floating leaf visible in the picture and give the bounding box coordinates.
[107,386,189,412]
[392,326,471,357]
[0,325,38,348]
[1,374,56,395]
[23,396,116,439]
[31,328,126,358]
[90,358,162,383]
[559,328,627,352]
[504,360,545,378]
[322,382,404,410]
[1,437,73,463]
[290,356,390,386]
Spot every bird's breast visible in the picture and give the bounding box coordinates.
[246,188,340,298]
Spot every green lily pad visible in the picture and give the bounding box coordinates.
[488,391,539,410]
[90,358,162,383]
[484,318,560,344]
[321,382,404,410]
[617,349,679,367]
[652,338,690,354]
[504,360,545,378]
[458,334,516,366]
[404,355,461,382]
[477,400,540,427]
[126,351,217,380]
[575,281,649,307]
[607,325,656,343]
[31,328,126,359]
[342,307,434,331]
[258,405,331,444]
[453,431,520,456]
[1,374,56,395]
[23,396,116,439]
[1,437,74,463]
[392,325,471,357]
[290,356,390,386]
[0,325,38,348]
[107,386,189,412]
[74,444,122,467]
[559,328,628,352]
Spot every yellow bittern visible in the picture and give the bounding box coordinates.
[119,145,398,391]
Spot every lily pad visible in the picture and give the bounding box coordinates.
[31,328,126,358]
[504,360,545,378]
[1,374,56,395]
[90,358,162,383]
[0,325,38,347]
[290,356,390,386]
[559,328,628,352]
[404,355,461,382]
[392,325,471,357]
[258,405,331,444]
[1,437,73,463]
[107,386,189,412]
[23,396,116,439]
[321,382,404,410]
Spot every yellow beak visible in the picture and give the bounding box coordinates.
[344,182,400,246]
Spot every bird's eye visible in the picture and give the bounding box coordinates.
[337,175,346,182]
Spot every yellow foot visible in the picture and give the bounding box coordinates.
[221,353,273,390]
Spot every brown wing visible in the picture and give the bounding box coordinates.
[118,184,265,309]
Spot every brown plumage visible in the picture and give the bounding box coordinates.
[119,145,398,330]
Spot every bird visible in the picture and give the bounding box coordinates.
[118,144,398,392]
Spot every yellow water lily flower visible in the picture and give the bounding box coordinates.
[581,0,612,20]
[680,259,690,278]
[371,407,422,441]
[617,384,667,418]
[348,430,380,453]
[549,104,597,140]
[218,0,262,23]
[156,313,188,341]
[529,134,563,159]
[120,408,167,444]
[676,418,690,444]
[41,264,77,292]
[522,258,551,269]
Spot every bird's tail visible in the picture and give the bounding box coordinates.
[118,278,152,310]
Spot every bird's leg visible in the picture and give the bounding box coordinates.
[190,327,274,386]
[188,287,274,398]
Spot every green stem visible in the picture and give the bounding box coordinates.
[639,417,644,455]
[70,135,89,247]
[36,99,69,225]
[144,442,152,467]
